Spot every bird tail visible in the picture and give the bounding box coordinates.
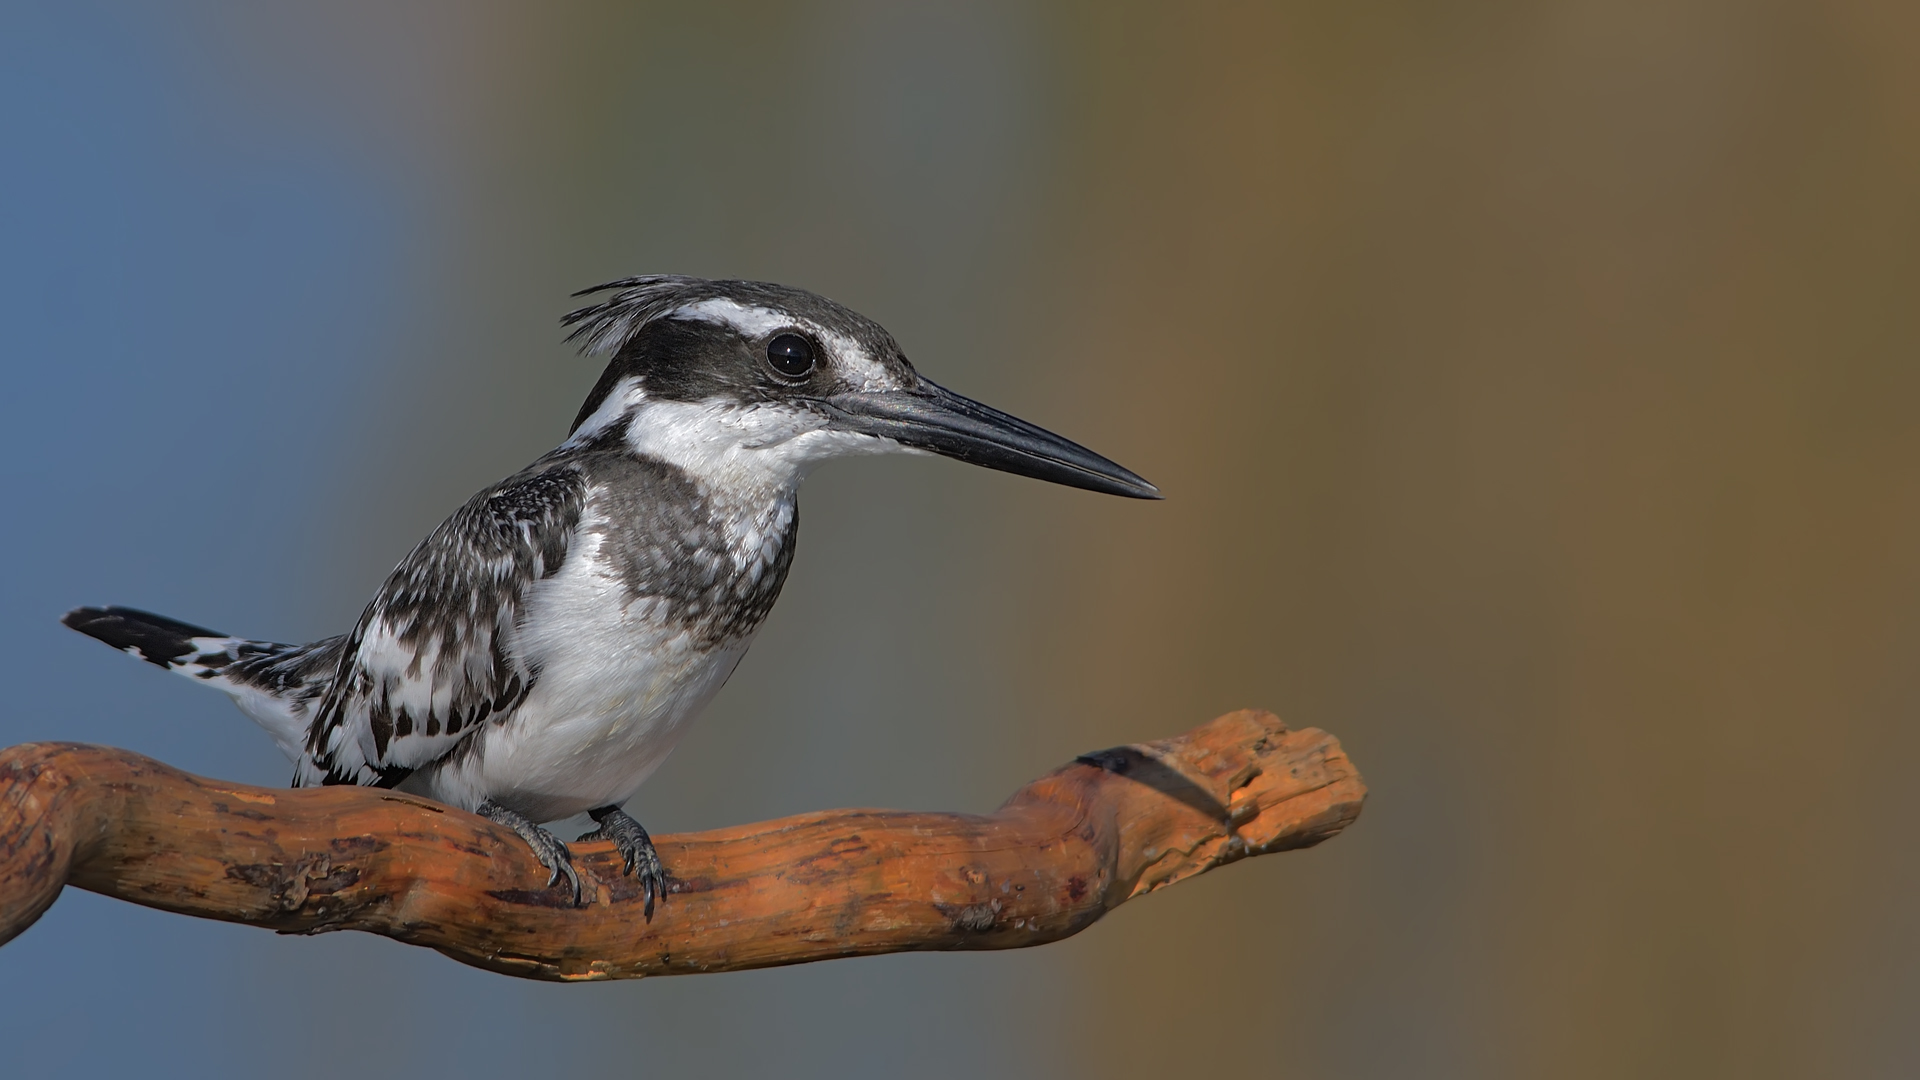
[61,605,341,764]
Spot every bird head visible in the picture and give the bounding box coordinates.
[560,276,1159,499]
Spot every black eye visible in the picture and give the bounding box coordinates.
[766,333,816,378]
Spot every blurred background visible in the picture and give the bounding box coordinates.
[3,2,1917,1076]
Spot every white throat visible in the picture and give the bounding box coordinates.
[567,377,909,497]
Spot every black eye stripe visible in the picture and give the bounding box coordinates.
[766,332,817,378]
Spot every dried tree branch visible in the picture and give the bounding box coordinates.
[0,709,1364,981]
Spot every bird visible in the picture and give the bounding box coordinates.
[62,275,1158,917]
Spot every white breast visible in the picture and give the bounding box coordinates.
[405,520,753,821]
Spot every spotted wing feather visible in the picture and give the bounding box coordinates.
[300,463,586,787]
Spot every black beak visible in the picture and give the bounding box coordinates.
[816,376,1161,499]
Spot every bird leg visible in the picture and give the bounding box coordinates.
[578,805,667,920]
[476,798,582,906]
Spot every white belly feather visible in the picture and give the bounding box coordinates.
[404,525,753,821]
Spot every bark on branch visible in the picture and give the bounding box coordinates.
[0,709,1363,981]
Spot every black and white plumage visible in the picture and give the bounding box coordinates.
[64,275,1158,913]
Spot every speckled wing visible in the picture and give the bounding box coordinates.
[298,463,586,788]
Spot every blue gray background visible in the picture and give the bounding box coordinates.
[4,3,1918,1077]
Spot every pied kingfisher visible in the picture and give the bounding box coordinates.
[64,276,1158,916]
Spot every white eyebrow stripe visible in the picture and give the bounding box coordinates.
[817,329,892,390]
[672,297,898,392]
[671,298,794,339]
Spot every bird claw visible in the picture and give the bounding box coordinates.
[542,846,584,907]
[585,805,668,921]
[478,798,582,906]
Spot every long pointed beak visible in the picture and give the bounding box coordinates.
[816,376,1161,499]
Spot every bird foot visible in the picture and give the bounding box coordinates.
[578,805,667,920]
[477,798,582,906]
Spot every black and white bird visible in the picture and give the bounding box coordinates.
[63,276,1157,916]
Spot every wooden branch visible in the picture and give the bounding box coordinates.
[0,709,1363,981]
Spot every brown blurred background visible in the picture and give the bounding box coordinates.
[6,2,1917,1077]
